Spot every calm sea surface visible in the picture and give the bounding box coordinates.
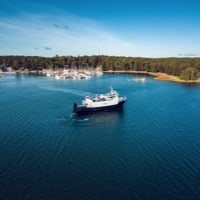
[0,74,200,200]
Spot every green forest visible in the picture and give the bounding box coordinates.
[0,55,200,80]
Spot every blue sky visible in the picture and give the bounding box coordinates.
[0,0,200,57]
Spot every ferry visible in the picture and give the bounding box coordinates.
[73,87,126,115]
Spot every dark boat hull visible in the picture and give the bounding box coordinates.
[73,100,126,115]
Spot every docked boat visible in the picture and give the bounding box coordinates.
[133,77,146,82]
[73,87,126,115]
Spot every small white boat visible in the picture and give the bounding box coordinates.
[55,75,61,80]
[133,77,146,82]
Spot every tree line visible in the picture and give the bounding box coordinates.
[0,55,200,80]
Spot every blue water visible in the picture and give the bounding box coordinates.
[0,74,200,200]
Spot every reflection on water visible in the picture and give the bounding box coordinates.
[71,109,124,126]
[181,82,200,87]
[58,110,124,129]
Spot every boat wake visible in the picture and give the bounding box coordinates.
[40,86,94,97]
[58,114,90,125]
[59,113,114,127]
[71,110,123,126]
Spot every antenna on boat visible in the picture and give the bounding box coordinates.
[110,86,116,94]
[110,86,113,92]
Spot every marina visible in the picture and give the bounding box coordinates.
[45,68,102,80]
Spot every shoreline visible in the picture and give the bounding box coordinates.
[103,70,200,84]
[2,70,200,84]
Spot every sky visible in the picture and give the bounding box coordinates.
[0,0,200,58]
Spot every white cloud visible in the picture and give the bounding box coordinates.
[2,13,198,58]
[178,53,198,57]
[0,14,138,57]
